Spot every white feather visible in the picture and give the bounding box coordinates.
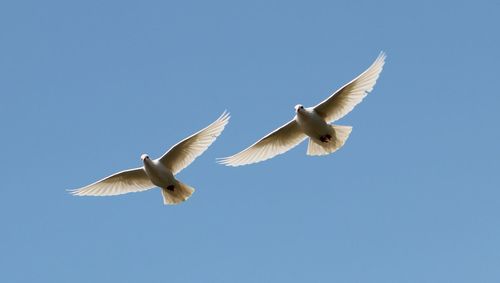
[314,52,386,123]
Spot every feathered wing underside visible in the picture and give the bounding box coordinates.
[218,119,307,166]
[159,111,230,175]
[314,52,386,123]
[69,168,155,196]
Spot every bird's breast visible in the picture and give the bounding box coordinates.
[143,161,175,188]
[296,110,330,137]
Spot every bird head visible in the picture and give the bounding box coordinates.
[294,104,304,113]
[141,154,150,161]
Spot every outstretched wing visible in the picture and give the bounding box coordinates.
[69,168,155,196]
[159,111,230,175]
[314,52,386,123]
[218,119,306,166]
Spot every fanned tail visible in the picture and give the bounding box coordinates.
[161,181,195,205]
[307,125,352,156]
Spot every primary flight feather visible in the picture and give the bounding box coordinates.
[219,52,386,166]
[70,111,230,205]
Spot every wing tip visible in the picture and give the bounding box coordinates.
[67,188,82,196]
[213,110,231,132]
[216,156,237,167]
[218,110,231,122]
[216,154,270,167]
[376,51,387,65]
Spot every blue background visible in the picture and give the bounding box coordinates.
[1,0,499,282]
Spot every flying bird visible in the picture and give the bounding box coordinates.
[219,52,386,166]
[70,111,230,205]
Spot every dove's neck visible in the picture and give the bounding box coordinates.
[142,157,154,169]
[143,158,159,180]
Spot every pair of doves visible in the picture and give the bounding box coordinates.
[70,52,386,205]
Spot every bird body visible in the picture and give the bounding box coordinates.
[70,112,230,205]
[219,52,385,166]
[142,157,175,189]
[295,105,353,156]
[140,156,194,204]
[295,106,331,141]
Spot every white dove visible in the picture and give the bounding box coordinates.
[70,111,230,205]
[219,52,386,166]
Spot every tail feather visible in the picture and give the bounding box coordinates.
[307,125,352,156]
[161,181,195,205]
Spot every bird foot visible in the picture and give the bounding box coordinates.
[319,134,332,143]
[166,185,175,192]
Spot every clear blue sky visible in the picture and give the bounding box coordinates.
[1,0,499,282]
